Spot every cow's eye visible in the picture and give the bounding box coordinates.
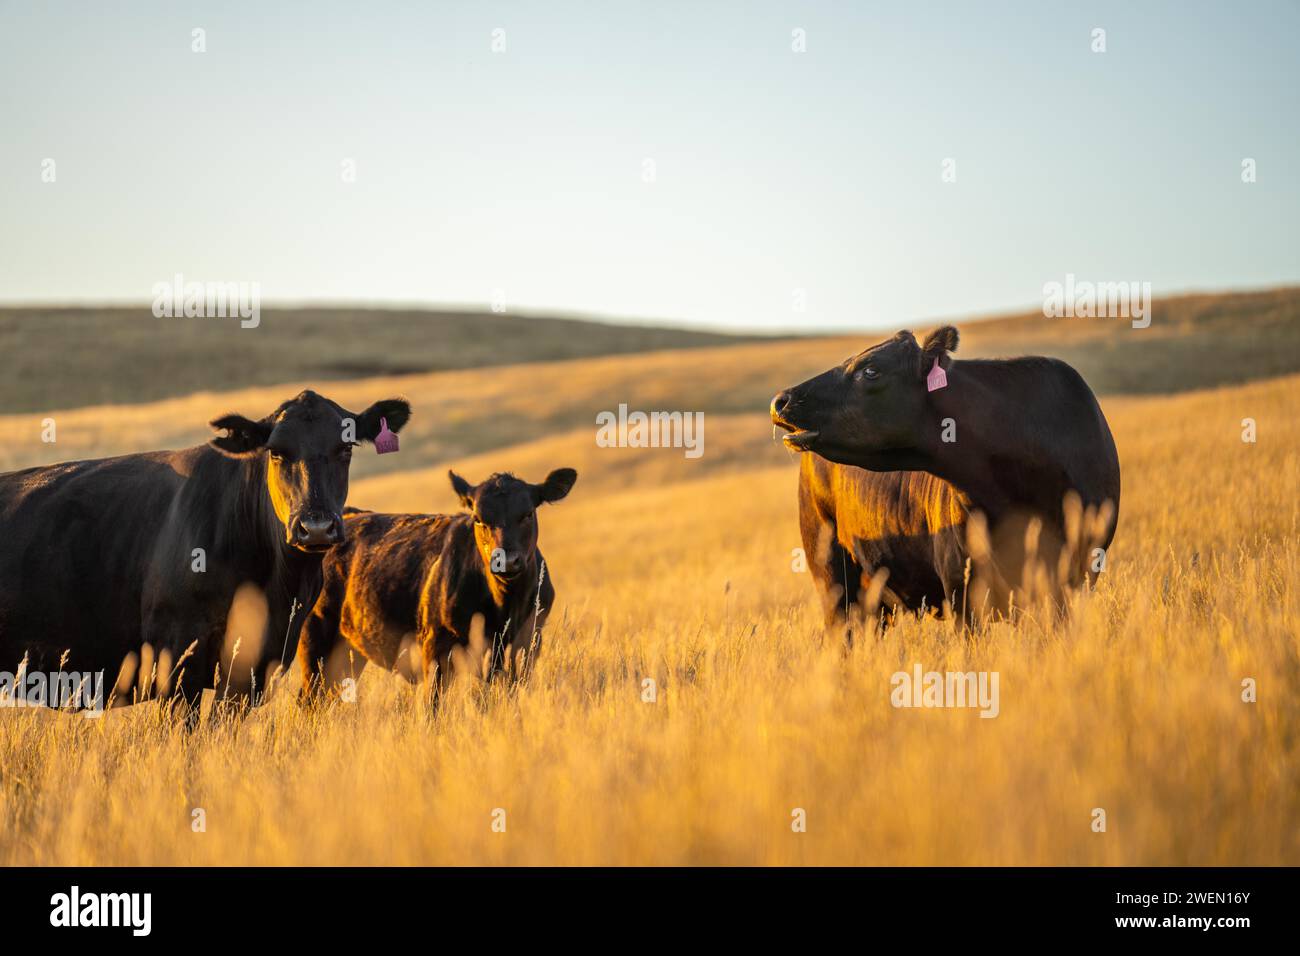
[520,513,533,525]
[855,367,880,381]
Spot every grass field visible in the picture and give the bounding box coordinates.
[0,299,1297,865]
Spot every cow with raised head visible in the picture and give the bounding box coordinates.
[299,467,577,701]
[770,326,1119,627]
[0,389,410,715]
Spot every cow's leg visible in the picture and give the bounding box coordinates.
[872,585,906,635]
[298,608,338,705]
[933,530,971,630]
[509,564,554,685]
[800,496,844,625]
[311,635,368,704]
[486,601,547,687]
[140,609,217,730]
[510,610,547,684]
[486,624,510,684]
[420,630,454,712]
[816,541,866,643]
[837,550,868,646]
[247,575,323,707]
[170,635,214,732]
[802,515,863,643]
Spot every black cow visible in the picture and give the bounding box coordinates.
[299,467,577,701]
[0,389,410,715]
[770,327,1120,626]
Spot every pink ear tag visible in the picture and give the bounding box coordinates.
[373,417,399,455]
[926,359,948,392]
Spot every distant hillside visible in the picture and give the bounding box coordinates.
[953,286,1300,395]
[2,287,1297,481]
[1,286,1294,422]
[0,306,772,413]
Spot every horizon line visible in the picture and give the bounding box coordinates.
[0,282,1294,338]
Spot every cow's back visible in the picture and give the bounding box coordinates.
[0,452,188,672]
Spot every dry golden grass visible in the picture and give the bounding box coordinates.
[1,362,1295,866]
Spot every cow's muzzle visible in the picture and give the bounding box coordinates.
[290,511,343,551]
[496,551,527,580]
[770,391,820,451]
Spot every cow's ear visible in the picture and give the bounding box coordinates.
[209,414,273,457]
[355,398,412,442]
[448,470,475,510]
[532,468,577,506]
[920,325,959,372]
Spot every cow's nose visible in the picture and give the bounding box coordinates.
[771,390,794,418]
[294,514,341,548]
[504,553,525,574]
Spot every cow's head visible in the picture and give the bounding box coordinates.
[770,326,958,469]
[210,390,411,552]
[448,468,577,580]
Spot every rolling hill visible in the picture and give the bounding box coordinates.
[2,286,1295,481]
[1,287,1296,419]
[0,305,772,413]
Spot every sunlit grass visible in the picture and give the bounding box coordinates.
[0,374,1296,865]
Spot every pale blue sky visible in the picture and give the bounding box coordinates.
[1,0,1296,331]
